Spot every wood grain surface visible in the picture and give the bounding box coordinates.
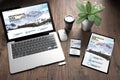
[0,0,120,80]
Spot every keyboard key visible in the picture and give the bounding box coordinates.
[12,34,58,59]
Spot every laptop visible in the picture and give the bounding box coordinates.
[1,2,65,74]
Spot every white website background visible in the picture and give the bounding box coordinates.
[2,3,53,39]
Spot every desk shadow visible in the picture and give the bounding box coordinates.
[79,30,91,56]
[109,0,120,10]
[0,0,47,10]
[80,30,91,48]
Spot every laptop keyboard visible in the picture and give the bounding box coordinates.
[11,34,58,59]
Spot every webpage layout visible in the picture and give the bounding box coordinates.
[82,33,114,73]
[2,3,53,40]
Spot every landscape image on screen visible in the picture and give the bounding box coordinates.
[2,3,53,39]
[87,34,114,56]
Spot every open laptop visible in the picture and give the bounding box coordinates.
[1,2,65,74]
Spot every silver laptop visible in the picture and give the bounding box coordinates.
[1,2,65,74]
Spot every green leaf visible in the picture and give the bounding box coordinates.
[76,2,86,12]
[78,13,87,18]
[88,15,95,22]
[94,14,102,26]
[91,6,105,14]
[76,17,86,24]
[86,1,92,13]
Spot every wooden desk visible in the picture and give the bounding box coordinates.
[0,0,120,80]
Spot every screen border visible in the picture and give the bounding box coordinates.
[0,1,55,42]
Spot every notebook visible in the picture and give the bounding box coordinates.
[1,2,65,74]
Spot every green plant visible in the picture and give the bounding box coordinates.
[76,0,105,26]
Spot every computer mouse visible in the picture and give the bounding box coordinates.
[58,29,68,41]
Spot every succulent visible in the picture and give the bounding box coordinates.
[76,0,105,26]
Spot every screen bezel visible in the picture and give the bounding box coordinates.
[0,2,55,42]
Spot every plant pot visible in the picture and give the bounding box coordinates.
[81,19,94,31]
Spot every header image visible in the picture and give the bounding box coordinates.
[87,33,114,56]
[2,3,52,31]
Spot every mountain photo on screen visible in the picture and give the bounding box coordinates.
[87,33,114,56]
[2,3,53,39]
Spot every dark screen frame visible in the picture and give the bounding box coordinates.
[0,1,55,42]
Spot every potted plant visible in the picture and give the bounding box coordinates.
[76,0,105,31]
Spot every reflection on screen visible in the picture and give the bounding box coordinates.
[2,3,53,40]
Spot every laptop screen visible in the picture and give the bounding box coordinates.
[1,3,54,40]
